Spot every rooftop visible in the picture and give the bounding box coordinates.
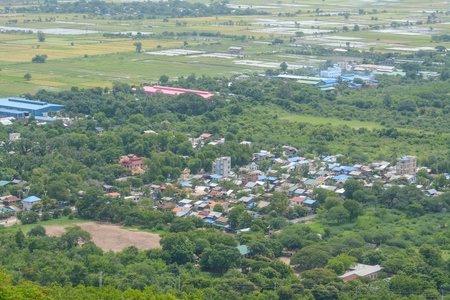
[0,97,65,112]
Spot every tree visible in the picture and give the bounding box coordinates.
[326,254,357,275]
[28,225,47,237]
[343,199,362,221]
[37,31,45,42]
[353,24,360,31]
[160,233,194,264]
[343,178,364,199]
[159,75,169,83]
[291,247,329,270]
[24,73,32,81]
[60,225,91,249]
[200,244,241,273]
[15,229,25,249]
[133,42,142,53]
[227,205,245,229]
[269,192,289,215]
[419,244,443,267]
[325,205,350,224]
[31,54,47,63]
[280,62,288,71]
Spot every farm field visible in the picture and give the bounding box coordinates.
[44,222,162,252]
[0,0,448,96]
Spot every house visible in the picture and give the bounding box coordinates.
[339,264,383,282]
[303,179,323,190]
[237,245,250,258]
[22,196,41,212]
[9,133,20,141]
[1,196,21,206]
[104,192,120,198]
[120,154,146,174]
[181,168,191,181]
[200,133,213,140]
[229,46,244,54]
[243,172,259,185]
[95,127,104,134]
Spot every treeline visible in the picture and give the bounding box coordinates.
[16,0,266,18]
[1,207,450,299]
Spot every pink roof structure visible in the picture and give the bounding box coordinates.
[143,86,215,99]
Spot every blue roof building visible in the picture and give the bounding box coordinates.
[22,196,42,211]
[0,98,65,117]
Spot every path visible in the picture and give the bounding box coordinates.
[291,214,317,224]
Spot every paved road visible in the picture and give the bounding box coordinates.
[291,214,317,224]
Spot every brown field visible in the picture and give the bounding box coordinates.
[44,222,161,252]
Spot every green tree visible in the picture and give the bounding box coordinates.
[160,233,194,264]
[133,42,142,53]
[37,31,45,42]
[200,244,241,273]
[325,205,350,224]
[159,75,169,83]
[291,247,329,270]
[280,62,288,71]
[27,225,47,237]
[343,199,363,221]
[15,229,25,249]
[228,205,245,229]
[24,73,32,81]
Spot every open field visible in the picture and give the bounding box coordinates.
[0,0,448,95]
[44,222,162,252]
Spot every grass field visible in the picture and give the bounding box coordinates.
[0,216,90,234]
[0,0,448,96]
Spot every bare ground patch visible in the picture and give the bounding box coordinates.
[44,222,161,252]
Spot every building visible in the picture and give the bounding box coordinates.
[9,133,20,141]
[339,264,383,282]
[320,67,342,78]
[396,156,417,175]
[120,154,146,173]
[143,86,215,99]
[0,98,65,117]
[212,157,231,177]
[229,46,244,54]
[22,196,41,211]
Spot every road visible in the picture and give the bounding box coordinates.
[291,214,317,224]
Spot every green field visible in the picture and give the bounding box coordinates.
[0,0,448,96]
[0,216,90,234]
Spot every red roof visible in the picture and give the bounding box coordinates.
[143,86,215,99]
[200,133,212,138]
[105,192,120,197]
[3,196,21,203]
[342,274,360,282]
[291,196,307,203]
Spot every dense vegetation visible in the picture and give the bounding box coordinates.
[0,48,449,299]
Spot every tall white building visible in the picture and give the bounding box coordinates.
[212,157,231,177]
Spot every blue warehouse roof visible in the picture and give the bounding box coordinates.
[0,98,65,116]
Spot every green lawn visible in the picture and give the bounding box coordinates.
[0,216,90,234]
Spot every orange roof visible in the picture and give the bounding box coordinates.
[291,196,306,203]
[172,207,182,212]
[210,202,224,207]
[105,192,120,197]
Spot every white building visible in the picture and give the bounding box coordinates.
[320,67,342,78]
[9,133,20,141]
[212,156,231,177]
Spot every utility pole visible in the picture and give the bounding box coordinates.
[355,286,358,296]
[274,282,277,297]
[178,275,181,292]
[99,271,103,289]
